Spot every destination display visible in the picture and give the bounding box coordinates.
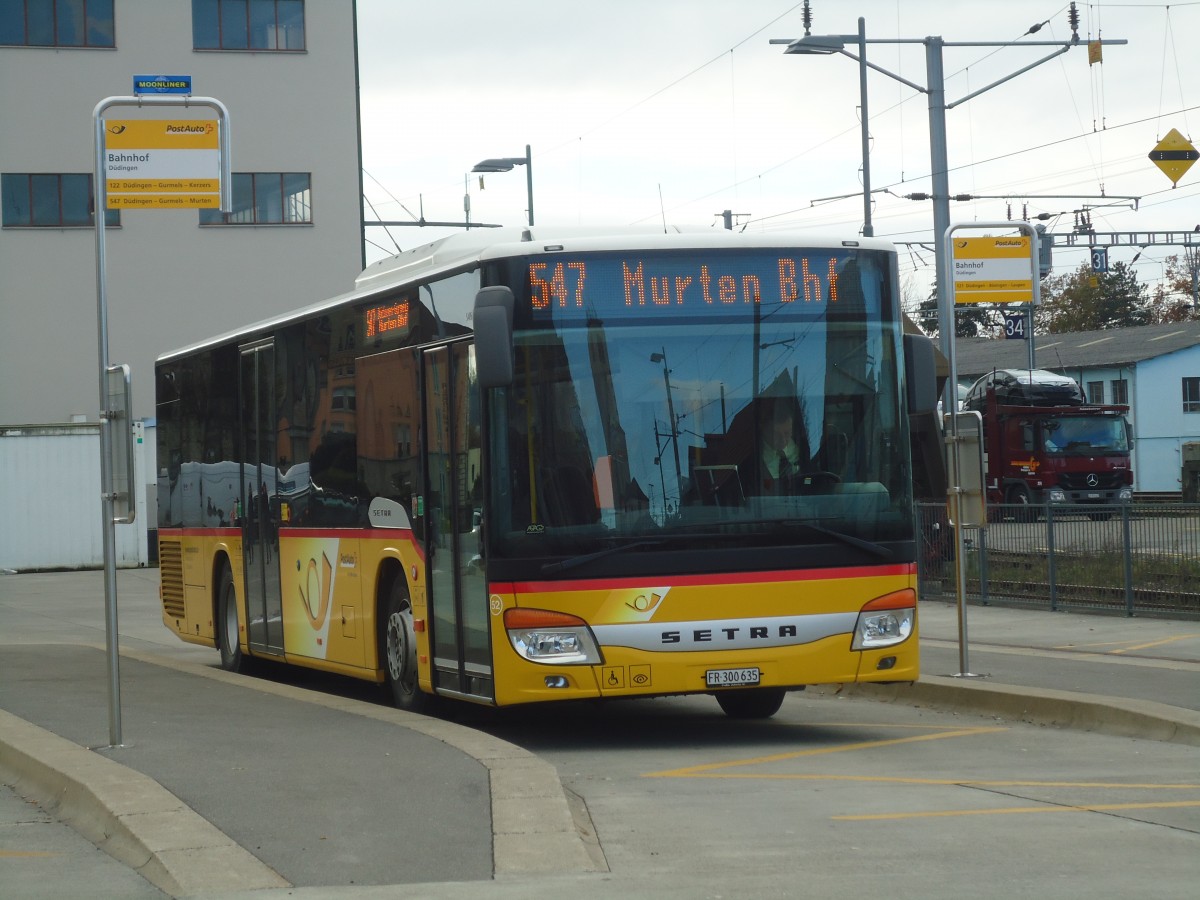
[521,249,875,321]
[364,299,410,340]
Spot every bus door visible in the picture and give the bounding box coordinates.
[239,339,284,656]
[422,342,491,700]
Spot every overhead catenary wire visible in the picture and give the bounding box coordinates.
[742,103,1200,232]
[1155,4,1193,140]
[634,6,1180,233]
[362,3,1197,258]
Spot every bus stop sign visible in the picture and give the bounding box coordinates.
[952,235,1036,305]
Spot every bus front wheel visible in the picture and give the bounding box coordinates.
[714,687,786,719]
[382,578,431,713]
[218,563,245,672]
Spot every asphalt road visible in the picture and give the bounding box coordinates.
[1,569,1197,899]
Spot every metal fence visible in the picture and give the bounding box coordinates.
[917,502,1200,619]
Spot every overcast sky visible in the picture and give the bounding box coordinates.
[355,0,1200,301]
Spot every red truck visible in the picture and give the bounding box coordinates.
[962,369,1133,518]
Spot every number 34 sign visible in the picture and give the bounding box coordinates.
[1003,311,1027,340]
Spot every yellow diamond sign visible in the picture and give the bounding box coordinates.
[1148,128,1198,186]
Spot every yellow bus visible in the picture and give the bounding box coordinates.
[156,227,937,718]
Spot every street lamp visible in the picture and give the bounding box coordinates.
[472,144,534,226]
[776,21,873,238]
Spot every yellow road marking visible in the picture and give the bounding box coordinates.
[642,723,1197,822]
[835,800,1200,821]
[1111,633,1200,654]
[1055,633,1200,654]
[1053,640,1134,650]
[648,773,1200,789]
[645,726,1006,778]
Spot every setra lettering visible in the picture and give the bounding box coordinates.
[660,623,802,644]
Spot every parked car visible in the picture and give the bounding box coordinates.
[962,368,1085,412]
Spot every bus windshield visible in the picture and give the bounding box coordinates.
[485,247,912,566]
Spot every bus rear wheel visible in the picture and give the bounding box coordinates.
[218,563,246,672]
[714,687,786,719]
[382,578,431,713]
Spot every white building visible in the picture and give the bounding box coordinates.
[1,0,363,426]
[1,1,363,569]
[956,321,1200,497]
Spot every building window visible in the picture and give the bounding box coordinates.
[1184,378,1200,414]
[1112,379,1128,406]
[192,0,305,51]
[1086,381,1104,404]
[199,173,311,225]
[2,173,119,227]
[331,387,356,411]
[0,0,114,47]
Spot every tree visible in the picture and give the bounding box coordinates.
[915,285,1000,338]
[1146,253,1200,324]
[1036,261,1150,333]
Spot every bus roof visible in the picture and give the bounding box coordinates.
[157,226,896,364]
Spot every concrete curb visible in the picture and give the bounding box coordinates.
[812,675,1200,746]
[0,708,289,897]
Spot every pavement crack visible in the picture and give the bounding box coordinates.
[962,783,1200,833]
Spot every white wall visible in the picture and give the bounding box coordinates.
[0,424,151,571]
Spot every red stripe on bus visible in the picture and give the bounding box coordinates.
[158,527,240,538]
[158,527,418,540]
[276,527,414,540]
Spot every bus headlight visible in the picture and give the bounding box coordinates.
[1048,488,1066,503]
[851,589,915,650]
[504,608,603,665]
[1118,488,1133,501]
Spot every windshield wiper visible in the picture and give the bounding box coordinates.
[541,540,665,574]
[789,521,892,559]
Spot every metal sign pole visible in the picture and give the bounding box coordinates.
[92,93,231,749]
[940,227,976,678]
[92,109,121,747]
[943,220,1040,678]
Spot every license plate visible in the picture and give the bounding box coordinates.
[706,667,761,687]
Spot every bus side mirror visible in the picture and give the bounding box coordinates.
[474,286,514,388]
[903,333,937,416]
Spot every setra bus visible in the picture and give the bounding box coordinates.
[155,227,937,718]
